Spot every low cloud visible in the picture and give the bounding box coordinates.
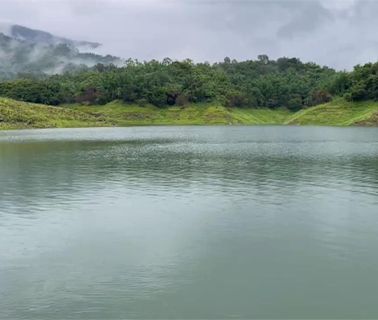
[0,0,377,69]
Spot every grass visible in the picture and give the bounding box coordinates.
[2,97,378,130]
[68,101,293,126]
[0,97,114,130]
[285,98,378,126]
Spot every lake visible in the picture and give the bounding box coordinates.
[1,126,378,319]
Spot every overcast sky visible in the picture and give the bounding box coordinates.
[0,0,377,69]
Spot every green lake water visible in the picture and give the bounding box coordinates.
[1,126,378,319]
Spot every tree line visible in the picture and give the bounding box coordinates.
[0,55,376,110]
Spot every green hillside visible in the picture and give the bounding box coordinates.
[68,101,292,126]
[0,98,114,130]
[2,97,378,130]
[285,99,378,126]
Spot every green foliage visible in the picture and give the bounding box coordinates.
[348,82,367,101]
[328,62,378,102]
[0,79,64,105]
[3,55,378,110]
[0,56,337,110]
[287,95,303,111]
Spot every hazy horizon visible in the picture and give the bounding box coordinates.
[1,0,377,70]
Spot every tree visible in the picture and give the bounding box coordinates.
[309,90,332,106]
[257,55,269,65]
[0,56,340,110]
[348,82,367,101]
[287,95,303,111]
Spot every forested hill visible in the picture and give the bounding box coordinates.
[0,56,377,112]
[0,23,100,49]
[0,24,121,79]
[0,56,337,110]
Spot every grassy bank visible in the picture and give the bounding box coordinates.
[0,98,114,130]
[285,99,378,126]
[68,101,292,126]
[1,97,378,130]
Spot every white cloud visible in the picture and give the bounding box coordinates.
[320,0,357,10]
[0,0,376,69]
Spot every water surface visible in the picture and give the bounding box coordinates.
[1,126,378,319]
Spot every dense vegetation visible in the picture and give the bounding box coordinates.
[0,56,338,110]
[1,54,378,115]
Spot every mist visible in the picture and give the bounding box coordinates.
[0,0,377,69]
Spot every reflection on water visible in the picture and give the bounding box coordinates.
[1,126,378,319]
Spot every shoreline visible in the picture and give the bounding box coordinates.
[1,123,377,133]
[1,97,378,130]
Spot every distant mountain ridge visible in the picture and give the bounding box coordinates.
[7,24,101,49]
[0,23,122,79]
